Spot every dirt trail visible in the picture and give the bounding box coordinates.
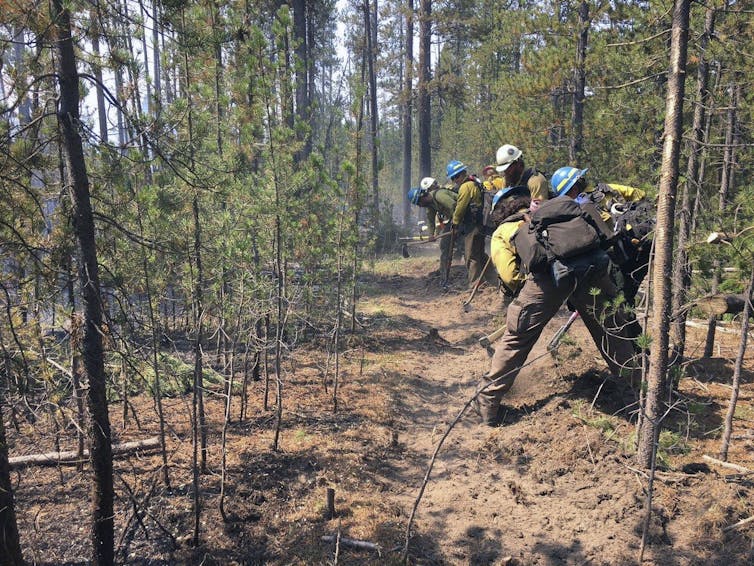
[360,248,753,565]
[8,245,753,565]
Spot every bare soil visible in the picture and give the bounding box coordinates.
[8,247,754,565]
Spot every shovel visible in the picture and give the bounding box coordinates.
[401,231,452,258]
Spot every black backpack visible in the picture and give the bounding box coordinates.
[613,200,656,242]
[512,197,611,285]
[610,200,655,303]
[463,176,488,228]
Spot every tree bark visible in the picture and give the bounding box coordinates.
[703,78,739,358]
[52,0,115,561]
[671,5,715,362]
[719,266,754,461]
[637,0,690,469]
[417,0,431,178]
[569,0,589,163]
[293,0,312,160]
[89,10,109,143]
[364,0,380,243]
[0,389,23,564]
[402,0,414,228]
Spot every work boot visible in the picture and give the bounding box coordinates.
[477,399,504,427]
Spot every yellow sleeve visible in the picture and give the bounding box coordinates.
[607,183,646,202]
[453,182,473,225]
[491,221,526,292]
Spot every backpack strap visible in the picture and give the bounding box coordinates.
[519,168,534,187]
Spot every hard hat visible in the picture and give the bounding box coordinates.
[407,187,425,205]
[551,166,588,197]
[491,185,531,210]
[446,160,467,179]
[482,165,496,176]
[420,177,436,191]
[495,144,523,172]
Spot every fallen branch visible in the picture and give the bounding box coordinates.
[723,515,754,533]
[702,455,752,474]
[9,436,161,469]
[321,535,381,553]
[685,320,754,336]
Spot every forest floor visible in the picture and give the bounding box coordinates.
[8,244,754,565]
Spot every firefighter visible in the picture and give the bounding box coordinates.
[447,160,489,287]
[408,177,459,278]
[495,144,549,205]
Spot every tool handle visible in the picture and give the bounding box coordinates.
[405,230,453,247]
[547,311,580,352]
[463,256,492,306]
[486,324,507,343]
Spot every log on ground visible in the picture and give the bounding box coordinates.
[9,436,161,469]
[696,294,752,316]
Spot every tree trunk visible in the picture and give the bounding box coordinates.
[293,0,312,160]
[569,0,588,163]
[637,0,690,469]
[402,0,414,228]
[66,264,86,469]
[192,195,208,474]
[417,0,431,178]
[137,0,152,115]
[671,5,715,362]
[0,386,23,564]
[364,0,380,245]
[52,0,115,561]
[152,0,162,108]
[89,10,109,143]
[719,266,753,461]
[703,78,739,358]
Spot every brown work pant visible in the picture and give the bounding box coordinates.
[463,224,489,287]
[478,267,640,420]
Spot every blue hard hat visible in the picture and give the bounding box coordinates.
[491,189,506,210]
[408,187,424,205]
[492,185,531,210]
[446,160,467,179]
[551,166,589,197]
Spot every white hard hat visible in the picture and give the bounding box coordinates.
[495,144,523,172]
[420,177,436,190]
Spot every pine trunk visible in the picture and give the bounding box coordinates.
[52,0,115,561]
[401,0,414,228]
[637,0,690,469]
[418,0,431,178]
[569,0,588,163]
[671,6,715,362]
